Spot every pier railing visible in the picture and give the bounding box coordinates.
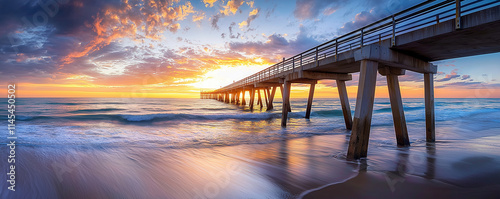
[204,0,499,93]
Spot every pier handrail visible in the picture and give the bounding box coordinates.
[202,0,500,94]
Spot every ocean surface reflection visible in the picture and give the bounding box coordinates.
[1,98,499,198]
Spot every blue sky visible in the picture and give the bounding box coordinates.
[0,0,499,98]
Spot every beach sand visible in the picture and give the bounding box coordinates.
[2,131,500,198]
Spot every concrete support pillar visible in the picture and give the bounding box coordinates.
[424,73,435,142]
[387,74,410,146]
[257,89,262,108]
[242,90,246,105]
[347,60,378,159]
[305,83,315,119]
[280,85,291,112]
[250,88,255,110]
[236,92,240,105]
[337,80,353,130]
[281,81,292,127]
[264,88,269,107]
[267,86,276,110]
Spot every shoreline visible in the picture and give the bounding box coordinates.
[1,133,500,198]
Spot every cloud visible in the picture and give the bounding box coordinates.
[210,0,246,30]
[338,11,378,34]
[246,1,255,8]
[323,7,337,16]
[0,0,205,87]
[203,0,218,7]
[228,25,321,61]
[239,8,259,29]
[58,0,196,65]
[210,13,224,30]
[435,81,481,88]
[192,12,205,22]
[249,8,259,16]
[436,69,460,82]
[399,70,424,82]
[221,0,245,16]
[228,22,241,39]
[238,21,248,28]
[265,5,276,19]
[462,75,471,80]
[294,0,338,20]
[245,8,259,27]
[337,0,421,34]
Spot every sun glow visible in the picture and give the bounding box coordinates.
[190,63,270,90]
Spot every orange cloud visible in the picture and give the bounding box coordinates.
[249,8,258,16]
[203,0,218,7]
[221,0,245,16]
[61,0,195,66]
[192,12,205,22]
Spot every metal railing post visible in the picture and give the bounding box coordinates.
[436,15,440,24]
[361,28,364,47]
[300,54,303,71]
[282,57,285,73]
[315,47,319,67]
[455,0,461,29]
[292,56,295,73]
[392,14,396,46]
[335,39,338,61]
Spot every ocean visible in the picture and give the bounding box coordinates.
[1,98,500,198]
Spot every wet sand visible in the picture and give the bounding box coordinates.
[2,130,500,198]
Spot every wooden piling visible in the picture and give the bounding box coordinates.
[424,73,435,142]
[337,80,353,130]
[281,81,291,127]
[387,74,410,146]
[305,83,315,119]
[347,60,378,159]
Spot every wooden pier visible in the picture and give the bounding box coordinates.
[200,0,500,159]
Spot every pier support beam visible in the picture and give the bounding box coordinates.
[235,92,238,104]
[305,83,315,119]
[280,85,291,112]
[267,87,276,110]
[257,89,263,108]
[384,70,410,146]
[337,80,353,130]
[425,73,435,142]
[242,89,246,105]
[281,81,291,127]
[264,88,269,107]
[347,60,378,159]
[250,88,255,110]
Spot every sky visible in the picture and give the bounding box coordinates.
[1,0,499,98]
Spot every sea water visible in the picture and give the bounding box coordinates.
[0,98,499,198]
